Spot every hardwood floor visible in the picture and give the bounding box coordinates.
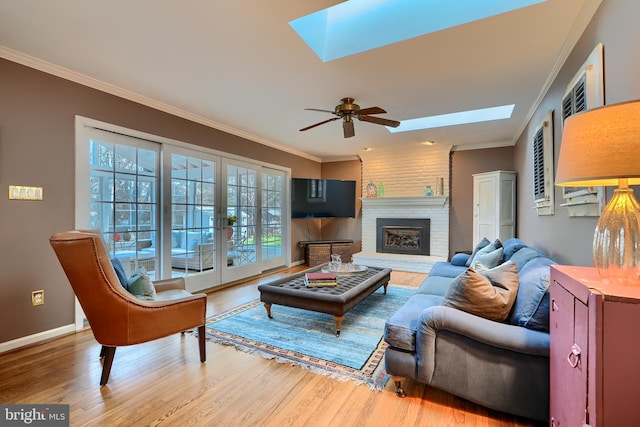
[0,267,544,426]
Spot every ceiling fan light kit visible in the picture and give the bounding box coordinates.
[300,97,400,138]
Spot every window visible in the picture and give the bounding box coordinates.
[532,111,554,215]
[88,133,159,277]
[559,43,605,217]
[261,170,284,264]
[170,154,217,274]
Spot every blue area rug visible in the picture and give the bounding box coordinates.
[205,285,414,389]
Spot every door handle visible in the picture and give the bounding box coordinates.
[567,344,581,368]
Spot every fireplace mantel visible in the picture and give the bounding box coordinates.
[361,196,448,208]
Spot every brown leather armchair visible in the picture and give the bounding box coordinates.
[49,230,207,385]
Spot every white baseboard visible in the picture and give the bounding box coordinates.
[0,324,76,354]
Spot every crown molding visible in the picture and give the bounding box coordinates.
[0,46,322,163]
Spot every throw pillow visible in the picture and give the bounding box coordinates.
[441,261,519,322]
[502,238,528,261]
[465,237,491,267]
[111,258,129,290]
[472,247,504,269]
[467,238,503,268]
[127,267,157,300]
[451,252,470,266]
[509,257,555,332]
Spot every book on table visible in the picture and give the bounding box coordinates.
[304,272,337,287]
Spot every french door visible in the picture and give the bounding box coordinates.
[221,160,287,282]
[77,116,289,296]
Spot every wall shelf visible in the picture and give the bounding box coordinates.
[361,196,448,208]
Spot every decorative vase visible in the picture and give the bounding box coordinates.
[227,226,234,239]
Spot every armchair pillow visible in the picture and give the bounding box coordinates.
[111,258,130,291]
[441,261,519,322]
[128,268,157,300]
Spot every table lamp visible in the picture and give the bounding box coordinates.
[556,99,640,285]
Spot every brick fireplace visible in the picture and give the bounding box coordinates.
[353,144,452,273]
[353,196,448,273]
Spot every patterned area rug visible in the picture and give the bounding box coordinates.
[204,285,413,390]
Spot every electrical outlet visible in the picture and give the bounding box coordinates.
[32,290,44,306]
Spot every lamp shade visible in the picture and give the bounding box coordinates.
[555,99,640,187]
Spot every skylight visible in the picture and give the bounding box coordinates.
[388,104,515,133]
[290,0,546,62]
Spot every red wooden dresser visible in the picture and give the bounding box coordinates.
[550,265,640,426]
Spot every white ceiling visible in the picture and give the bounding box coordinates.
[0,0,601,162]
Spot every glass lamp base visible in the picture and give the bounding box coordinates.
[593,187,640,285]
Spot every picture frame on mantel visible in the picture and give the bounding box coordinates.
[560,43,605,217]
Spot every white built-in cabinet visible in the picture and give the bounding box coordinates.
[472,171,516,248]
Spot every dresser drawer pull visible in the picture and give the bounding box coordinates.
[567,344,581,368]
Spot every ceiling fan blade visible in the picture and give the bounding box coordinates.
[343,120,355,138]
[357,106,386,115]
[304,108,336,114]
[299,117,340,132]
[358,115,401,128]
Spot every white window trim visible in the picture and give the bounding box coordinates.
[558,43,606,217]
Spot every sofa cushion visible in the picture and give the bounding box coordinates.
[417,275,455,297]
[441,261,519,322]
[467,239,502,268]
[509,246,547,271]
[428,262,467,278]
[171,231,182,248]
[471,247,504,269]
[385,293,444,351]
[502,237,528,261]
[509,257,555,332]
[450,252,470,266]
[465,237,490,267]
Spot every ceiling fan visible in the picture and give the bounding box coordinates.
[300,97,401,138]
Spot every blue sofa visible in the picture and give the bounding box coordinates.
[384,238,555,422]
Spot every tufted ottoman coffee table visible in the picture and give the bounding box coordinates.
[258,264,392,336]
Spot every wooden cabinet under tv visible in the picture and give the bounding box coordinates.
[300,240,353,267]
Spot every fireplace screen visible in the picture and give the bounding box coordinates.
[376,218,430,256]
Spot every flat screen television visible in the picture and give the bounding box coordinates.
[291,178,356,218]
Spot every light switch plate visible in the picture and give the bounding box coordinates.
[8,185,43,200]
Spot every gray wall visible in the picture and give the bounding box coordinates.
[450,147,515,257]
[0,59,321,343]
[514,0,640,265]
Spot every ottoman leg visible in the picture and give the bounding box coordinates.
[334,315,343,337]
[264,303,273,319]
